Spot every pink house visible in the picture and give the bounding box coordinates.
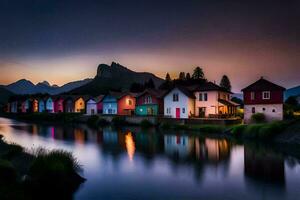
[95,95,104,114]
[54,97,64,113]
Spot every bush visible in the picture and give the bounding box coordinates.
[140,119,153,128]
[251,113,266,123]
[1,143,24,159]
[160,122,171,129]
[111,116,127,126]
[0,159,17,184]
[231,125,247,137]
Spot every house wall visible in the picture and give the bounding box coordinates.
[54,99,64,113]
[46,98,54,113]
[39,100,45,112]
[86,100,97,115]
[136,93,163,115]
[103,96,118,115]
[194,91,218,117]
[244,90,284,104]
[135,105,158,116]
[64,100,74,113]
[21,102,26,113]
[97,102,103,113]
[32,100,39,113]
[244,104,283,123]
[75,98,85,113]
[10,102,18,113]
[164,88,194,119]
[117,95,136,115]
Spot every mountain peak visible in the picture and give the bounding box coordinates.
[37,81,50,86]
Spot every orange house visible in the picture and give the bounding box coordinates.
[117,93,137,115]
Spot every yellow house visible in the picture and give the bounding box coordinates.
[74,97,85,113]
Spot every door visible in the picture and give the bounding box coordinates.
[176,108,180,119]
[91,109,95,115]
[199,107,206,118]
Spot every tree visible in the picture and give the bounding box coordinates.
[220,75,232,91]
[144,78,155,89]
[192,66,205,80]
[285,96,299,107]
[186,73,191,80]
[165,73,171,82]
[179,72,185,80]
[130,82,144,93]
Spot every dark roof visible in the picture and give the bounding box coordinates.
[241,78,286,92]
[136,89,167,98]
[163,86,196,99]
[190,82,232,94]
[218,99,240,106]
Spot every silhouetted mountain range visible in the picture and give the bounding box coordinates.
[69,62,163,96]
[285,85,300,100]
[4,78,92,95]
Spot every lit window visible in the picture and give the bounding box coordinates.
[262,91,270,100]
[251,92,255,100]
[173,93,179,102]
[128,99,132,105]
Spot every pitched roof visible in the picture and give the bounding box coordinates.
[241,78,286,92]
[163,86,196,99]
[190,82,232,94]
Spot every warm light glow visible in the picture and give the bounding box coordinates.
[74,128,85,144]
[125,132,135,161]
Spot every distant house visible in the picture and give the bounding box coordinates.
[86,98,97,115]
[135,89,165,116]
[242,77,285,123]
[95,95,104,114]
[32,98,39,113]
[192,82,238,118]
[24,99,31,113]
[163,86,195,119]
[102,93,119,115]
[38,99,45,113]
[54,97,64,113]
[10,101,18,113]
[45,97,54,113]
[74,96,87,113]
[64,96,75,113]
[117,92,137,115]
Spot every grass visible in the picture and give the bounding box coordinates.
[231,121,289,140]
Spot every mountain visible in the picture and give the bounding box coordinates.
[232,93,243,100]
[285,85,300,100]
[5,79,92,95]
[0,86,14,105]
[70,62,164,96]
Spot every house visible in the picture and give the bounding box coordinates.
[192,82,239,118]
[54,96,64,113]
[163,86,195,119]
[86,98,97,115]
[24,99,31,113]
[117,92,137,115]
[45,97,54,113]
[135,89,165,116]
[32,98,39,113]
[242,77,285,123]
[64,96,75,113]
[102,92,120,115]
[38,98,45,112]
[10,100,18,113]
[95,95,104,114]
[74,96,87,113]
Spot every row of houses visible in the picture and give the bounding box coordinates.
[6,78,286,122]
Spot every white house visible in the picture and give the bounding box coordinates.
[86,98,97,115]
[193,82,238,117]
[163,86,195,119]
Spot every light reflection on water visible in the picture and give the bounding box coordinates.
[0,117,300,200]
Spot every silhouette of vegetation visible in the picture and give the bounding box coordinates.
[192,66,205,80]
[220,75,232,91]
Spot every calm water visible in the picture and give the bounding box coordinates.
[0,117,300,200]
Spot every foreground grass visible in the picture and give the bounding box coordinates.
[0,136,85,200]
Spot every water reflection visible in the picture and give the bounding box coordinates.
[0,117,299,200]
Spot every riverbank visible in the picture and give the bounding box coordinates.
[0,134,85,199]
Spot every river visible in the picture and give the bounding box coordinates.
[0,117,300,200]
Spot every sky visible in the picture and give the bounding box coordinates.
[0,0,299,92]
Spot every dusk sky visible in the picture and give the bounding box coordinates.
[0,0,299,92]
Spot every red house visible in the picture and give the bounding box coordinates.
[117,92,137,115]
[242,77,285,123]
[54,96,65,113]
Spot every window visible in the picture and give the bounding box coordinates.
[128,99,132,105]
[272,109,276,113]
[166,107,171,114]
[251,92,255,100]
[252,107,255,114]
[262,91,270,100]
[204,93,208,101]
[145,96,152,104]
[182,108,185,113]
[262,108,266,111]
[199,93,203,101]
[173,93,179,102]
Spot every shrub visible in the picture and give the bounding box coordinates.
[160,122,171,129]
[251,113,266,123]
[231,125,247,137]
[1,143,24,160]
[140,119,153,128]
[0,159,17,184]
[111,116,127,126]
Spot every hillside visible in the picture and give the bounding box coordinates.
[70,62,163,96]
[0,86,14,105]
[285,85,300,100]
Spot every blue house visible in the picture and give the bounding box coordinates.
[102,92,120,115]
[39,99,45,112]
[45,97,54,113]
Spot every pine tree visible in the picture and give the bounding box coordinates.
[220,75,232,91]
[186,73,191,80]
[179,72,185,80]
[192,66,205,80]
[165,73,171,82]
